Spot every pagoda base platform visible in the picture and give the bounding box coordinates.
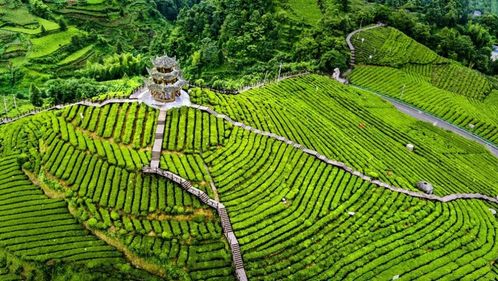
[131,88,191,110]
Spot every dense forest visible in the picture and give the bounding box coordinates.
[0,0,497,108]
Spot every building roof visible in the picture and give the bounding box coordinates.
[149,68,181,82]
[491,46,498,61]
[152,55,177,69]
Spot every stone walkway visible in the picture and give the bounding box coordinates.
[188,103,498,206]
[151,109,167,169]
[142,167,248,281]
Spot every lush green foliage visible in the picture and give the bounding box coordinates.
[191,75,498,197]
[468,0,498,16]
[0,103,235,280]
[198,115,498,280]
[0,154,163,280]
[352,27,446,66]
[350,27,498,145]
[0,0,170,101]
[0,74,497,279]
[351,65,498,144]
[369,0,498,74]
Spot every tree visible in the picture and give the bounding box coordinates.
[58,19,67,31]
[7,62,22,87]
[28,0,51,18]
[29,84,43,107]
[338,0,350,12]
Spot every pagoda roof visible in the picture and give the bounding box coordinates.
[147,79,185,93]
[148,68,181,82]
[152,55,177,69]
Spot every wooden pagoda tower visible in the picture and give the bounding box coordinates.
[147,55,186,102]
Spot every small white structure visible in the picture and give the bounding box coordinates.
[472,10,482,17]
[468,123,475,129]
[332,68,348,84]
[491,46,498,62]
[406,143,415,152]
[348,211,356,216]
[416,181,433,194]
[490,208,497,215]
[392,275,400,280]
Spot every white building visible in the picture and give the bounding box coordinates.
[491,46,498,62]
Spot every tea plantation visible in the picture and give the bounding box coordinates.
[349,27,498,146]
[0,72,497,279]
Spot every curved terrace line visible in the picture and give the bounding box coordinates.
[2,96,497,206]
[345,24,498,158]
[188,103,498,206]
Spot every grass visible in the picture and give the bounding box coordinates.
[0,7,37,26]
[87,0,107,4]
[27,27,81,58]
[57,44,94,65]
[285,0,322,26]
[0,8,59,35]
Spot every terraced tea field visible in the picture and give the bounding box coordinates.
[190,75,498,197]
[349,26,498,146]
[0,73,497,280]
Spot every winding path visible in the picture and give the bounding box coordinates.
[142,167,247,281]
[345,23,385,68]
[3,97,497,205]
[188,103,498,206]
[1,87,497,280]
[345,24,498,158]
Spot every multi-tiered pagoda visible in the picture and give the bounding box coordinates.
[147,55,186,102]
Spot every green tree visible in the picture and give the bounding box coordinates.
[58,19,67,31]
[29,84,43,107]
[338,0,350,12]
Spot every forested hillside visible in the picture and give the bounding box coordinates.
[3,0,498,115]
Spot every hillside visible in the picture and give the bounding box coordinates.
[0,0,170,115]
[0,74,497,280]
[349,26,498,146]
[469,0,498,15]
[0,0,498,279]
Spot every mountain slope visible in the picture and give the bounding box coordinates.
[349,26,498,146]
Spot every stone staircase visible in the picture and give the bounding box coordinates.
[142,167,248,280]
[151,109,167,169]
